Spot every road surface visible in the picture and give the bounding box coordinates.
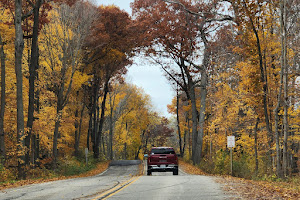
[0,160,233,200]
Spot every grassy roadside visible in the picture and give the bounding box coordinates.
[179,159,300,200]
[0,161,110,191]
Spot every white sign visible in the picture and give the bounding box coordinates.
[227,136,235,148]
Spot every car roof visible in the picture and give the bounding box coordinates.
[151,147,174,149]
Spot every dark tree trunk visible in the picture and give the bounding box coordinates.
[74,107,79,157]
[0,35,6,162]
[195,69,207,165]
[243,1,273,166]
[274,18,285,176]
[183,128,186,157]
[93,97,99,158]
[95,79,109,159]
[187,112,191,158]
[87,110,93,150]
[76,103,85,156]
[74,91,84,157]
[34,65,40,163]
[189,77,198,164]
[53,87,64,168]
[15,0,26,179]
[53,109,61,168]
[181,61,198,164]
[193,27,209,165]
[254,117,259,175]
[102,135,106,157]
[176,86,183,157]
[26,0,41,165]
[281,0,288,177]
[109,100,113,160]
[91,75,99,158]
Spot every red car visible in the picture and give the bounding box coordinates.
[146,147,179,175]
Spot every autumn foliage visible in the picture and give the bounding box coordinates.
[0,0,174,183]
[0,0,299,188]
[132,0,300,180]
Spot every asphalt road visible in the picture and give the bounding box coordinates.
[0,160,233,200]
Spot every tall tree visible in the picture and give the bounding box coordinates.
[83,5,137,158]
[40,1,96,167]
[280,0,289,177]
[15,0,25,179]
[0,34,5,162]
[25,0,42,165]
[132,0,233,164]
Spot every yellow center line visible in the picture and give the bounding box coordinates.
[92,176,142,200]
[102,176,142,200]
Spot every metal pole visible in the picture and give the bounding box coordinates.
[230,147,233,176]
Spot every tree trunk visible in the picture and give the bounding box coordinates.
[274,95,283,178]
[189,76,198,164]
[15,0,26,179]
[109,95,114,160]
[102,135,106,157]
[195,69,207,165]
[274,7,286,176]
[15,5,26,178]
[0,34,6,162]
[53,109,61,169]
[34,71,40,163]
[74,107,79,157]
[95,79,109,159]
[180,60,198,164]
[176,86,183,157]
[281,0,289,177]
[254,117,259,175]
[243,1,273,166]
[87,110,93,150]
[26,0,41,165]
[77,103,85,155]
[187,113,191,158]
[183,127,186,157]
[194,28,209,165]
[53,89,63,168]
[91,75,98,158]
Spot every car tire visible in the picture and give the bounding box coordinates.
[173,168,178,175]
[147,170,152,175]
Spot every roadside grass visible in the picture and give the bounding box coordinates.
[179,159,300,200]
[0,158,109,191]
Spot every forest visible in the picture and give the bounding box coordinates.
[0,0,299,183]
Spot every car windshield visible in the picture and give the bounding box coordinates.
[151,148,175,154]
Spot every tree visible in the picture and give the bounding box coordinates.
[25,0,48,165]
[132,0,233,164]
[132,0,201,164]
[110,84,156,160]
[83,5,137,159]
[0,33,5,162]
[15,0,26,179]
[40,1,96,167]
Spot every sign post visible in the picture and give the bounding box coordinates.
[227,136,235,176]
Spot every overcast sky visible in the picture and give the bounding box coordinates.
[96,0,175,118]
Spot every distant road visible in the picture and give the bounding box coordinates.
[0,160,233,200]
